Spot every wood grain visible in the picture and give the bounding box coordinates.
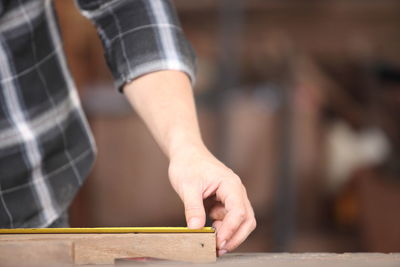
[0,240,73,266]
[0,233,216,265]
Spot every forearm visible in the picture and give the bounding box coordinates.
[123,70,206,159]
[123,70,256,254]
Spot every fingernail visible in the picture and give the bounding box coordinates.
[220,240,226,249]
[218,250,228,256]
[188,218,201,229]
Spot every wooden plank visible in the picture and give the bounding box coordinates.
[0,226,214,234]
[0,232,216,265]
[73,233,216,264]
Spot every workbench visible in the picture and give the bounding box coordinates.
[209,253,400,267]
[116,253,400,266]
[2,252,400,266]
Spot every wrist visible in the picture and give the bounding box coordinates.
[167,130,209,161]
[169,138,207,161]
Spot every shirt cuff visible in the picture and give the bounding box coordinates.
[76,0,197,93]
[115,58,196,93]
[107,24,197,92]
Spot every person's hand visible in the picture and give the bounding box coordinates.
[168,145,256,256]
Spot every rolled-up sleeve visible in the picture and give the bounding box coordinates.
[75,0,196,92]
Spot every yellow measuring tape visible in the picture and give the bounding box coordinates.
[0,227,214,234]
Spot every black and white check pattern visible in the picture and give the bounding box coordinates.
[0,0,196,228]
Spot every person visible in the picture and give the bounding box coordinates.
[0,0,256,256]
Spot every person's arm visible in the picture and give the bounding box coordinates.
[75,0,255,254]
[124,70,256,255]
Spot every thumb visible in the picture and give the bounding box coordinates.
[183,187,206,229]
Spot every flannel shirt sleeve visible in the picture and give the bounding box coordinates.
[75,0,196,92]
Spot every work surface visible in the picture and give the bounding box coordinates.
[2,253,400,266]
[115,253,400,267]
[214,253,400,267]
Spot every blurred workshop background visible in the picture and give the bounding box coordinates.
[56,0,400,253]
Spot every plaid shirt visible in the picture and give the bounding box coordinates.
[0,0,195,228]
